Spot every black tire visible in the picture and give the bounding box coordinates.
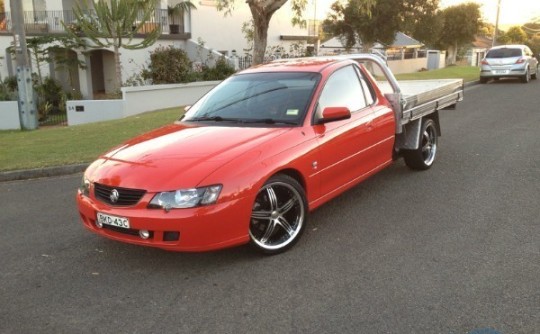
[479,77,488,84]
[531,66,538,80]
[249,174,307,254]
[521,68,530,83]
[403,118,438,170]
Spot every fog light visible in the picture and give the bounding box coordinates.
[96,220,103,228]
[139,230,150,239]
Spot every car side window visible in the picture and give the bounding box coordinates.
[356,67,376,106]
[318,65,368,113]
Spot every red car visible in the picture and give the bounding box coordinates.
[77,56,397,254]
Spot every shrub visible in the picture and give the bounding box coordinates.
[201,57,236,81]
[0,76,18,101]
[144,46,193,84]
[35,77,63,108]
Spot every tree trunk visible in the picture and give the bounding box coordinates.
[247,0,287,66]
[252,14,270,65]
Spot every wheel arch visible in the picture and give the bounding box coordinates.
[395,111,441,151]
[272,168,307,192]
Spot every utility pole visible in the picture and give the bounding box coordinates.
[492,0,501,47]
[10,0,38,130]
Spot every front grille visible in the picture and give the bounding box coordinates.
[94,183,146,206]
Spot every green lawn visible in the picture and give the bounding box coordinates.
[395,65,480,82]
[0,65,479,172]
[0,107,183,172]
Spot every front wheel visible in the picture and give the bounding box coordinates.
[249,174,307,254]
[403,118,438,170]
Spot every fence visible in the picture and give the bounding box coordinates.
[0,9,177,34]
[39,108,67,127]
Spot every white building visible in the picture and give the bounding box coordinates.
[0,0,319,98]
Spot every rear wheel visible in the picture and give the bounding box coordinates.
[249,174,307,254]
[403,118,438,170]
[479,77,488,84]
[521,68,530,83]
[531,65,538,80]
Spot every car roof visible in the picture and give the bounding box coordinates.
[239,57,352,74]
[489,44,527,50]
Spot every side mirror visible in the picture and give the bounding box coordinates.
[317,107,351,124]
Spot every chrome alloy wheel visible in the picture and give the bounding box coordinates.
[249,178,306,253]
[421,123,438,167]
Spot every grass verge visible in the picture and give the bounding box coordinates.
[0,107,182,172]
[0,66,479,172]
[394,65,480,82]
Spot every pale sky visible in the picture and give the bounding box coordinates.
[440,0,540,26]
[314,0,540,27]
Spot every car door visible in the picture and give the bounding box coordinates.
[313,64,394,199]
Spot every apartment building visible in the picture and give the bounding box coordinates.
[0,0,318,98]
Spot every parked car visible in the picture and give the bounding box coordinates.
[76,55,463,254]
[480,44,539,83]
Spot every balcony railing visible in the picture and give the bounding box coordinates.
[0,9,185,36]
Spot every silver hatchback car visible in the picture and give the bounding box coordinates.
[479,45,539,83]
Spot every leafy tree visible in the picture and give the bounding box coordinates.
[215,0,308,65]
[64,0,161,91]
[478,21,495,39]
[521,22,540,55]
[8,35,86,85]
[324,0,438,51]
[28,36,86,85]
[438,2,482,65]
[502,26,528,44]
[401,0,442,48]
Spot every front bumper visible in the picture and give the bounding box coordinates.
[76,190,251,252]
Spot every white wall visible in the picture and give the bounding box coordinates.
[67,81,221,126]
[122,81,219,117]
[388,58,430,74]
[0,101,21,130]
[67,100,124,126]
[190,4,312,57]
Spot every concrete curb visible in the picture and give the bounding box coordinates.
[0,163,89,182]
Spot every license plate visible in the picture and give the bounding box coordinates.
[494,70,508,74]
[97,212,130,229]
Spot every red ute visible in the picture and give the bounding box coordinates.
[77,57,396,254]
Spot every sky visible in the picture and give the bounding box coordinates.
[315,0,540,27]
[440,0,540,26]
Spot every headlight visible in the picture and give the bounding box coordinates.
[80,176,91,197]
[149,185,222,210]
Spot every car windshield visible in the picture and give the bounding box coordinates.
[486,48,522,58]
[183,72,320,126]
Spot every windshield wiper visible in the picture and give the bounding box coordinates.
[243,118,298,125]
[187,116,242,123]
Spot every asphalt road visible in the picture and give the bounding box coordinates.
[1,78,539,334]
